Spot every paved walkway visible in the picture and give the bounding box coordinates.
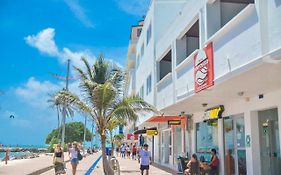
[0,153,55,175]
[42,153,101,175]
[0,153,173,175]
[92,156,173,175]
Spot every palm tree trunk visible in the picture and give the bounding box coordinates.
[110,130,115,156]
[101,134,114,175]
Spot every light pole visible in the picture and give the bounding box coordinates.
[83,115,87,154]
[61,59,70,147]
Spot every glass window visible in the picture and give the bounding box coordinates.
[146,23,151,45]
[146,74,151,95]
[140,85,144,99]
[137,28,142,37]
[141,43,144,58]
[196,121,219,152]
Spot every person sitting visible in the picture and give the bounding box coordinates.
[208,148,219,175]
[184,154,200,175]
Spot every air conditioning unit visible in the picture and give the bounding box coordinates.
[207,0,217,4]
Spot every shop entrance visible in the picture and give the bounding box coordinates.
[173,126,182,165]
[259,108,281,175]
[161,129,172,165]
[224,115,247,175]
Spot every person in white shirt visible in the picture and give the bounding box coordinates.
[139,144,151,175]
[69,142,79,175]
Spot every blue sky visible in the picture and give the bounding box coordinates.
[0,0,149,146]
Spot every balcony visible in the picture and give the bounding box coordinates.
[156,73,173,110]
[175,50,196,100]
[205,4,261,82]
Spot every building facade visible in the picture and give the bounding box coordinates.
[125,0,281,175]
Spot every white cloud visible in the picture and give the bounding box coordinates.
[25,28,59,57]
[15,77,62,108]
[116,0,150,16]
[25,28,96,67]
[64,0,94,28]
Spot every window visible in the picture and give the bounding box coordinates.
[196,121,218,153]
[140,85,144,99]
[141,43,144,58]
[136,54,140,68]
[146,23,151,45]
[159,50,172,81]
[146,74,152,95]
[137,28,142,37]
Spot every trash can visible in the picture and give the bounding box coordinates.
[177,156,189,172]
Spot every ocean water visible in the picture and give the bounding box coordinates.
[0,151,31,160]
[0,145,48,160]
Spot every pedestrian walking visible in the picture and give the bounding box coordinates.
[126,145,131,159]
[69,142,81,175]
[121,144,126,158]
[132,144,137,160]
[53,144,65,175]
[139,144,151,175]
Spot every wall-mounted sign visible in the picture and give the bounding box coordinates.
[168,120,181,125]
[205,105,224,120]
[146,130,159,136]
[127,134,138,140]
[246,135,251,147]
[194,42,214,93]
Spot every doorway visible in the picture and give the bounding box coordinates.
[259,108,281,175]
[224,115,247,175]
[161,129,172,165]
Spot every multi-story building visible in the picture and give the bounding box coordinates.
[125,0,281,174]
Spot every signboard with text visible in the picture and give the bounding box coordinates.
[194,42,214,93]
[146,130,159,136]
[168,120,181,125]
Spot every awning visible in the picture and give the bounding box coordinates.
[146,116,185,122]
[133,127,157,134]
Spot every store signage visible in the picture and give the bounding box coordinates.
[205,105,224,120]
[168,120,181,125]
[127,134,138,140]
[146,130,159,136]
[194,42,214,93]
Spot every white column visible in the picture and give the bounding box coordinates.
[171,41,177,104]
[277,106,281,160]
[217,119,225,174]
[244,111,261,175]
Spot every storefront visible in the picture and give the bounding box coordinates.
[145,115,187,169]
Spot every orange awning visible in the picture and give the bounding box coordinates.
[146,116,185,123]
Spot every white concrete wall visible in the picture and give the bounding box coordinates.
[268,0,281,51]
[190,88,281,175]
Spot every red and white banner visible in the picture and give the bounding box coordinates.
[127,134,138,140]
[194,42,214,93]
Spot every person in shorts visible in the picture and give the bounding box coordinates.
[69,142,79,175]
[139,144,151,175]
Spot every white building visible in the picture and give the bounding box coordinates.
[125,0,281,174]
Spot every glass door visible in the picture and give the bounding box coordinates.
[161,130,171,165]
[259,108,281,175]
[224,115,246,175]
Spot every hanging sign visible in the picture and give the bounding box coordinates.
[205,105,224,120]
[194,42,214,93]
[168,120,181,125]
[127,134,138,140]
[146,130,159,136]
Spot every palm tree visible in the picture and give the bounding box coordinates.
[107,118,126,156]
[48,92,75,142]
[48,94,62,132]
[54,55,155,175]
